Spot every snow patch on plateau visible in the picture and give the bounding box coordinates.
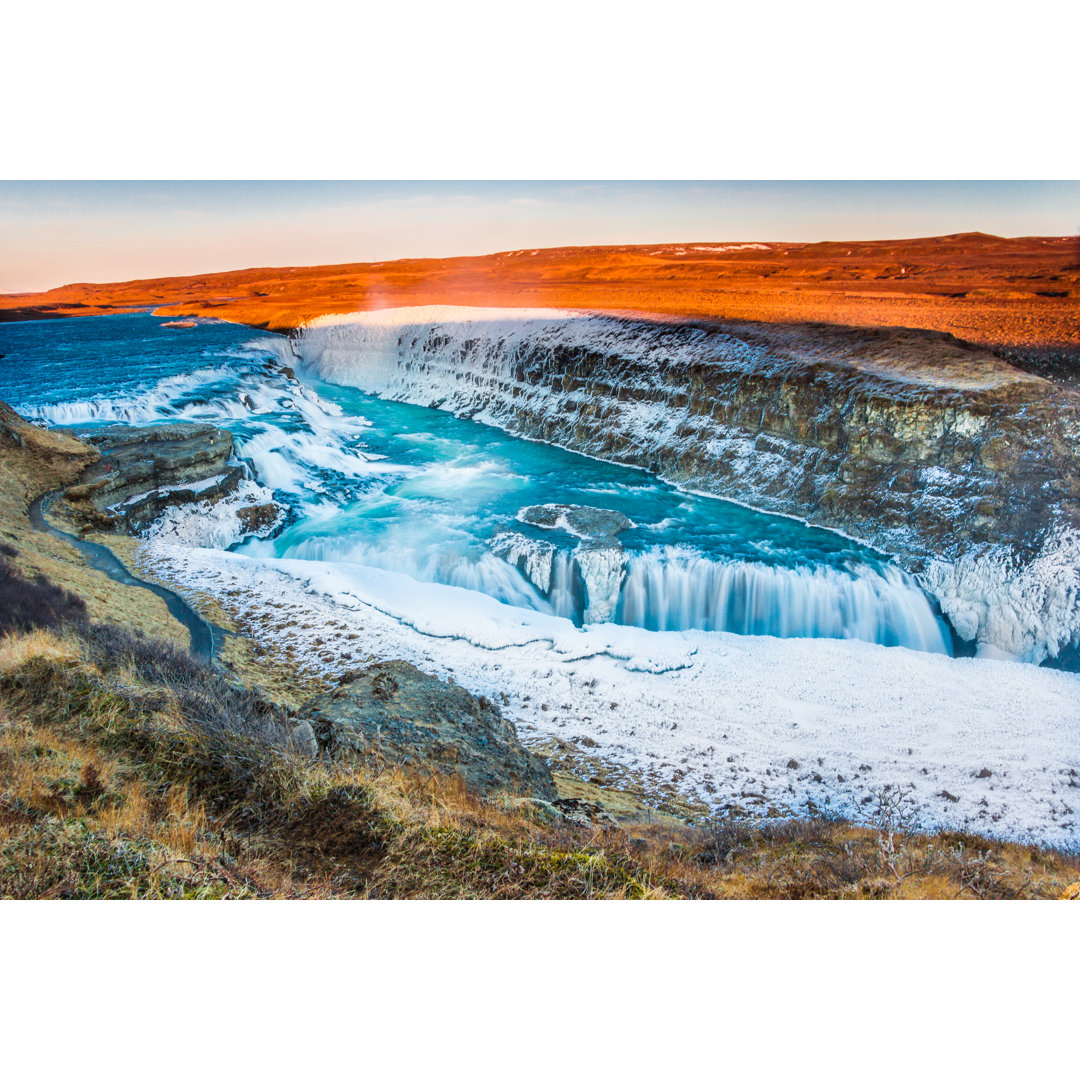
[690,243,772,252]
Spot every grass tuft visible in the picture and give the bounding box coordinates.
[0,546,88,636]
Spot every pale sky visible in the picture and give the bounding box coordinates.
[2,180,1078,294]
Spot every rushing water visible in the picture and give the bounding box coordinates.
[0,312,954,653]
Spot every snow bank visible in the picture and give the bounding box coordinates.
[140,540,1080,850]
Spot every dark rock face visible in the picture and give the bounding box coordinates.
[297,659,556,799]
[518,503,633,540]
[57,422,245,534]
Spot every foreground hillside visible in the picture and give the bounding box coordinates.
[5,621,1079,899]
[2,233,1078,353]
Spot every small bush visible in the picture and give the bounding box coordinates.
[83,622,293,749]
[0,550,87,635]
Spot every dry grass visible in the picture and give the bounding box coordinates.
[3,625,1078,900]
[0,413,191,650]
[0,627,79,672]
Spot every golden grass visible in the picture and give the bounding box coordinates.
[2,628,1078,900]
[0,628,79,672]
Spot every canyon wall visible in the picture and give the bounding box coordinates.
[295,307,1080,661]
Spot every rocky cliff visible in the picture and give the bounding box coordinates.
[46,421,284,543]
[296,307,1080,661]
[56,422,244,533]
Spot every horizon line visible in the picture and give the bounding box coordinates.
[6,230,1079,296]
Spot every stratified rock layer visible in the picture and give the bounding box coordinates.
[298,308,1080,659]
[57,422,245,534]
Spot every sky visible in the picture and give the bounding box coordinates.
[1,180,1078,294]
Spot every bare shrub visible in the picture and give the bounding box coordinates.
[83,623,292,749]
[0,550,87,635]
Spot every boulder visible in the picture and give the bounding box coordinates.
[518,503,632,540]
[297,659,556,799]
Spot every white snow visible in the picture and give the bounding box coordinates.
[140,539,1080,850]
[690,243,772,252]
[145,479,282,548]
[489,532,557,594]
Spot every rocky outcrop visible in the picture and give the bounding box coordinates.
[493,503,635,624]
[518,503,633,539]
[297,308,1080,659]
[295,659,556,799]
[56,422,246,534]
[3,411,285,548]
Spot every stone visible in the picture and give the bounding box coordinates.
[236,503,282,535]
[288,718,318,759]
[56,422,244,535]
[297,659,556,799]
[518,503,632,540]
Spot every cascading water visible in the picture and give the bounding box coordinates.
[488,529,949,649]
[616,549,949,650]
[6,312,1079,850]
[0,311,955,655]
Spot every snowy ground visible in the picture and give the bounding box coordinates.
[142,540,1080,851]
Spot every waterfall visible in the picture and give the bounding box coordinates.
[490,533,951,652]
[617,549,951,653]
